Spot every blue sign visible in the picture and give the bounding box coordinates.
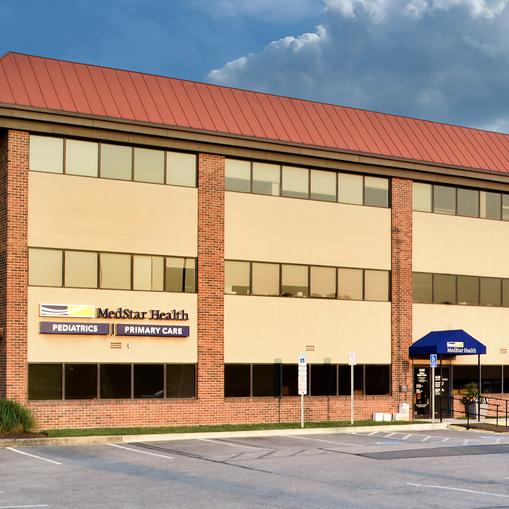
[430,354,438,368]
[116,324,189,337]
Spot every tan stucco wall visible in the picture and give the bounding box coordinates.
[413,304,509,365]
[28,172,197,256]
[28,287,197,363]
[413,212,509,277]
[225,193,391,268]
[225,296,391,363]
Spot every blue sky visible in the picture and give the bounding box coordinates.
[1,0,508,132]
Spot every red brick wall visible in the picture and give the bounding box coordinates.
[390,178,413,409]
[0,130,29,402]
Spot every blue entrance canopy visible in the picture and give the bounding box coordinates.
[409,329,487,356]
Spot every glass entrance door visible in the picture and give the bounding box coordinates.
[414,366,451,418]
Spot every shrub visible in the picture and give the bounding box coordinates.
[0,399,34,434]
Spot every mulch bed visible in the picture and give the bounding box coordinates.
[0,432,47,439]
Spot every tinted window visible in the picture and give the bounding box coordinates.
[413,182,432,212]
[65,250,97,288]
[480,277,501,307]
[480,191,501,220]
[364,270,389,301]
[503,280,509,308]
[100,364,131,399]
[452,365,478,391]
[281,264,308,297]
[134,147,165,184]
[457,188,479,217]
[311,364,336,396]
[503,195,509,221]
[339,365,363,395]
[413,272,432,304]
[99,253,131,290]
[166,152,196,187]
[282,166,309,199]
[29,248,62,287]
[364,177,389,207]
[338,173,363,205]
[310,170,336,202]
[281,364,298,396]
[29,364,62,400]
[252,262,279,296]
[252,364,280,397]
[457,275,479,306]
[433,274,456,304]
[133,255,164,291]
[166,364,196,398]
[66,139,98,177]
[100,144,132,180]
[225,159,250,192]
[338,268,363,300]
[133,364,164,398]
[252,162,280,196]
[224,364,250,397]
[310,266,336,298]
[65,364,97,399]
[433,186,456,215]
[365,365,390,395]
[29,135,63,173]
[225,260,250,295]
[481,365,502,393]
[165,257,196,293]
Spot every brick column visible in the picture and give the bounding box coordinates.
[197,153,225,402]
[391,177,413,408]
[0,130,29,402]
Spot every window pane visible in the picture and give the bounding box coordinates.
[65,250,97,288]
[481,365,502,393]
[480,277,501,307]
[504,366,509,394]
[480,191,501,220]
[134,147,164,184]
[364,177,389,207]
[252,262,279,296]
[252,162,280,196]
[503,280,509,308]
[413,182,432,212]
[100,364,131,399]
[166,152,196,187]
[282,364,298,396]
[452,365,477,391]
[433,185,456,215]
[282,166,309,199]
[364,270,389,301]
[433,274,456,304]
[311,364,336,396]
[225,260,250,295]
[65,364,97,399]
[29,248,62,286]
[224,364,250,397]
[338,173,363,205]
[66,139,98,177]
[252,364,280,397]
[339,365,363,395]
[100,144,132,180]
[225,159,250,192]
[310,266,336,298]
[365,365,390,395]
[281,264,308,297]
[133,255,164,291]
[133,365,164,398]
[99,253,131,290]
[413,272,432,303]
[503,195,509,221]
[457,188,479,217]
[165,257,196,293]
[457,276,479,306]
[29,135,63,173]
[29,364,62,400]
[310,170,336,202]
[167,364,196,398]
[338,268,363,300]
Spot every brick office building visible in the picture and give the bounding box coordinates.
[0,52,508,430]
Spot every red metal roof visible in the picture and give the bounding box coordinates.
[1,51,509,175]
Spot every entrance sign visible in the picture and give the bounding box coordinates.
[298,353,307,428]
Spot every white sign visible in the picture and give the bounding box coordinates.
[349,351,357,366]
[298,353,307,396]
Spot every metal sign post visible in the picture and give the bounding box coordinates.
[349,352,357,425]
[430,354,437,423]
[298,354,307,428]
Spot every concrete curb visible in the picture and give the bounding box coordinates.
[0,422,449,448]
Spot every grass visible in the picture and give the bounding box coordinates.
[42,419,425,438]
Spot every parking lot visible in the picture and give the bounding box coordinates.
[1,429,509,508]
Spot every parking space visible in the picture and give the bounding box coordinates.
[1,429,509,508]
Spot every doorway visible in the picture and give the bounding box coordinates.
[413,366,451,418]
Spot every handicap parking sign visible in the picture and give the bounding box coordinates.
[430,354,437,368]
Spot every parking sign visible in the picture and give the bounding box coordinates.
[430,354,437,368]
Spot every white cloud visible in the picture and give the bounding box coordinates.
[207,0,509,131]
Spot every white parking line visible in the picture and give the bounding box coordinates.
[407,482,509,499]
[107,444,173,459]
[284,436,356,447]
[402,434,413,440]
[367,431,378,436]
[5,448,61,466]
[0,505,48,509]
[199,438,270,450]
[421,436,431,441]
[386,432,396,437]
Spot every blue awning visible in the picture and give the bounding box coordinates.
[409,329,487,356]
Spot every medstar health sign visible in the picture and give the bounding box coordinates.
[39,304,190,338]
